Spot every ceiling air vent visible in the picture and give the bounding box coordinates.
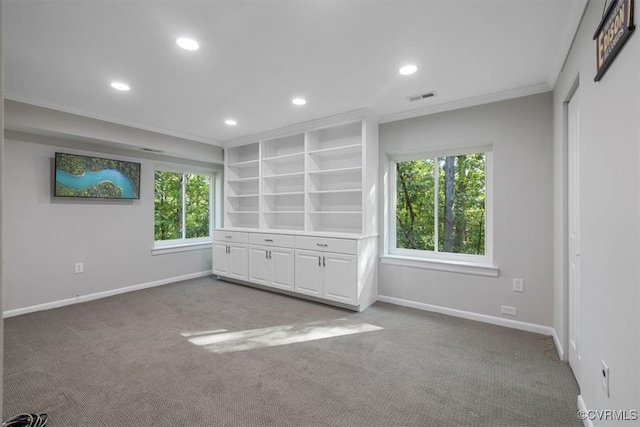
[140,148,163,153]
[406,91,437,102]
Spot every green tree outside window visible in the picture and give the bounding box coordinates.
[155,171,211,241]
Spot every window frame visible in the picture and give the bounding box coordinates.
[386,144,494,267]
[152,165,218,252]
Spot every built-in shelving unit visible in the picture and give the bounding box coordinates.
[223,111,377,235]
[225,142,260,229]
[217,110,379,311]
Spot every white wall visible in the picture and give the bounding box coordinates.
[4,100,223,164]
[2,133,222,313]
[1,0,5,415]
[552,0,639,423]
[378,92,554,327]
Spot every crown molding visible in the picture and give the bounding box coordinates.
[222,108,379,149]
[4,91,220,146]
[379,83,551,125]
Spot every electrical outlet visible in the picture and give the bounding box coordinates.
[513,278,524,292]
[74,262,84,274]
[501,305,517,316]
[602,360,610,397]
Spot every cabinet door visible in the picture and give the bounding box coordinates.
[269,247,295,291]
[212,242,229,277]
[248,245,269,286]
[323,252,357,305]
[228,244,248,280]
[295,250,323,297]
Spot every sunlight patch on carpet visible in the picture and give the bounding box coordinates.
[180,329,228,337]
[183,318,383,354]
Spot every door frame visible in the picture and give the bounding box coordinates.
[561,74,581,382]
[567,85,581,386]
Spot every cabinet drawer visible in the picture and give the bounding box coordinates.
[249,233,295,248]
[295,236,357,255]
[213,230,249,243]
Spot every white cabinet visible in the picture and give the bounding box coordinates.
[295,250,324,297]
[248,244,295,291]
[247,232,295,291]
[295,249,357,305]
[213,242,247,280]
[294,236,358,305]
[212,231,248,280]
[324,252,357,304]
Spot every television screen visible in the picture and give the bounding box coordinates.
[54,152,141,199]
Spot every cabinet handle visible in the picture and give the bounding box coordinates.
[227,245,230,254]
[266,250,269,259]
[225,235,232,239]
[316,243,328,247]
[318,257,321,267]
[264,239,273,242]
[323,256,326,267]
[269,250,272,259]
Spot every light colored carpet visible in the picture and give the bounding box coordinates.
[3,277,580,426]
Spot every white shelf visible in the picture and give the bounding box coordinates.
[308,189,361,195]
[263,191,305,196]
[227,194,259,198]
[263,172,305,179]
[264,211,305,214]
[228,159,260,169]
[308,166,362,176]
[310,211,362,215]
[227,176,259,183]
[223,112,377,237]
[308,143,362,157]
[263,152,304,162]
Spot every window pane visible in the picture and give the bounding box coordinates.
[154,171,183,241]
[438,153,485,255]
[185,174,210,239]
[395,159,435,250]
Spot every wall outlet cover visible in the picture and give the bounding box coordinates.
[501,305,517,316]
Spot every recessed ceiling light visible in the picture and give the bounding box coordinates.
[176,37,199,51]
[399,65,418,76]
[225,119,237,126]
[292,98,306,106]
[110,82,130,91]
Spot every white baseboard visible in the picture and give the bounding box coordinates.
[577,395,594,427]
[3,271,212,318]
[552,327,566,361]
[377,295,555,336]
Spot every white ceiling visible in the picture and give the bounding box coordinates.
[4,0,587,146]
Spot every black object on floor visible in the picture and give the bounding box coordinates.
[2,413,48,427]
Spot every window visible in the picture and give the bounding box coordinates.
[388,146,493,266]
[154,170,213,246]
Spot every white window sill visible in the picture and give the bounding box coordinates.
[380,254,499,277]
[152,241,212,256]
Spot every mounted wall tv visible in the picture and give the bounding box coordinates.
[54,152,141,199]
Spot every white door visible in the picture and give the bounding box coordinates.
[323,253,357,305]
[270,247,295,291]
[568,89,582,386]
[212,242,229,277]
[248,245,269,286]
[295,250,323,297]
[229,244,248,280]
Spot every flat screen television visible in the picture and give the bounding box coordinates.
[54,152,141,199]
